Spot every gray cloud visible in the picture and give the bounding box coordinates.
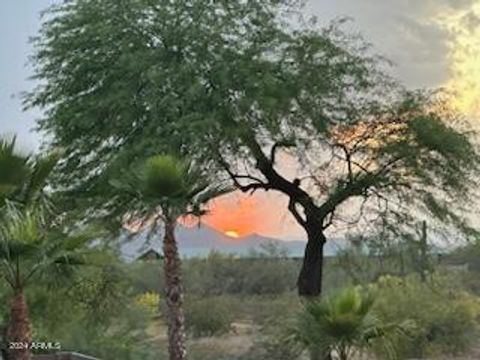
[460,10,480,31]
[306,0,476,88]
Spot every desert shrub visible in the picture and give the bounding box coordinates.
[28,263,158,360]
[242,308,301,360]
[183,251,297,296]
[135,291,160,314]
[64,304,156,360]
[240,334,300,360]
[372,274,480,358]
[242,259,297,294]
[185,296,234,337]
[448,239,480,273]
[126,260,164,294]
[234,294,299,326]
[183,252,241,295]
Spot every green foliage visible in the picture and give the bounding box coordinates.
[143,155,187,199]
[134,291,161,315]
[126,251,345,298]
[293,287,412,360]
[107,153,230,234]
[0,209,96,291]
[335,228,438,285]
[241,333,300,360]
[126,260,163,295]
[0,137,29,201]
[410,114,472,170]
[0,135,60,209]
[67,264,131,326]
[449,239,480,273]
[183,251,297,296]
[184,296,234,338]
[136,154,229,217]
[24,0,383,214]
[28,261,157,360]
[27,0,480,251]
[372,274,480,358]
[237,294,302,360]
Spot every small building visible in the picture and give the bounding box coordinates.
[137,249,163,261]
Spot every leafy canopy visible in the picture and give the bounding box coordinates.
[27,0,480,239]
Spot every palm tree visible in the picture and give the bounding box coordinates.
[0,135,66,360]
[112,155,229,360]
[293,287,412,360]
[0,209,92,360]
[0,137,29,203]
[0,136,60,210]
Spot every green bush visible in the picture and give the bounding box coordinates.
[126,261,164,295]
[183,251,298,296]
[240,334,300,360]
[184,296,234,337]
[28,263,158,360]
[371,274,480,358]
[233,294,299,327]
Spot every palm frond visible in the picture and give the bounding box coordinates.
[0,136,30,202]
[0,135,59,210]
[22,149,61,205]
[293,287,411,360]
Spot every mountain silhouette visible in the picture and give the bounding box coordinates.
[119,223,346,260]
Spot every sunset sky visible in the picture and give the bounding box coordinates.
[1,0,479,239]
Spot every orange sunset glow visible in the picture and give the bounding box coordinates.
[200,191,305,240]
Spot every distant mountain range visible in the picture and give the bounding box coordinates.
[118,223,347,260]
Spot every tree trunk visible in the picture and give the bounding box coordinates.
[297,227,326,297]
[419,220,428,282]
[7,289,32,360]
[163,219,187,360]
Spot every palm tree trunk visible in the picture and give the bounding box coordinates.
[163,219,187,360]
[7,289,32,360]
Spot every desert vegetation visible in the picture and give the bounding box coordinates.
[1,240,479,359]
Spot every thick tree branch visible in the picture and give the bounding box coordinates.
[270,140,295,165]
[241,131,315,205]
[224,167,268,194]
[288,199,306,227]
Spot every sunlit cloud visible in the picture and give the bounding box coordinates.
[437,1,480,117]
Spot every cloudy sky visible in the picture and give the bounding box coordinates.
[1,0,479,239]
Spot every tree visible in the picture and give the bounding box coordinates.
[293,287,412,360]
[0,136,95,360]
[0,209,92,360]
[0,137,29,203]
[27,0,480,296]
[110,154,228,360]
[0,136,59,210]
